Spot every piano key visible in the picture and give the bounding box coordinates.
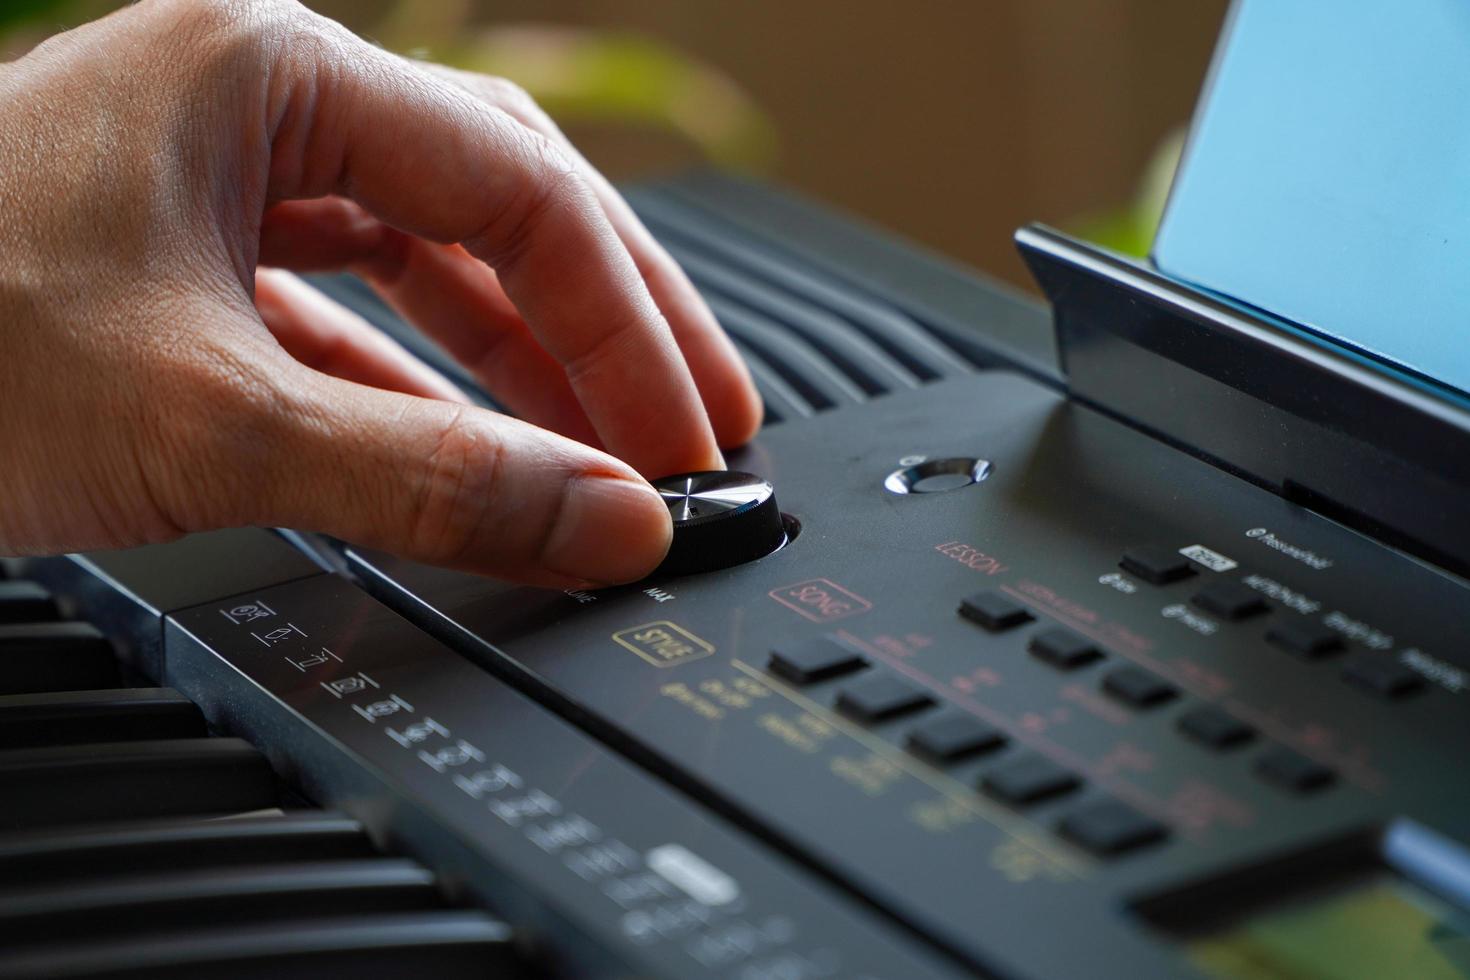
[0,623,120,695]
[0,737,276,831]
[0,859,442,946]
[0,581,60,624]
[0,687,205,749]
[0,910,522,979]
[0,811,375,884]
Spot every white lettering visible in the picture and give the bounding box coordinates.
[1244,528,1333,569]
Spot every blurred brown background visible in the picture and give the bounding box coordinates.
[320,0,1232,290]
[6,0,1231,291]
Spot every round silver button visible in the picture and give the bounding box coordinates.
[884,457,992,495]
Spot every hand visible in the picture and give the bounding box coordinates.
[0,0,762,587]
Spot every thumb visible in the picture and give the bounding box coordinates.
[195,362,672,589]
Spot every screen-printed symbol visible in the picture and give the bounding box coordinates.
[284,647,341,672]
[250,623,307,647]
[219,600,275,625]
[768,578,873,623]
[352,694,413,722]
[320,672,379,698]
[612,621,714,668]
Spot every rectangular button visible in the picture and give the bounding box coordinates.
[1256,747,1335,794]
[982,754,1081,805]
[906,712,1006,762]
[1177,706,1255,750]
[1102,666,1178,708]
[835,674,933,723]
[1029,628,1103,670]
[958,590,1032,631]
[0,582,60,625]
[1341,656,1425,700]
[1119,546,1195,585]
[1058,799,1168,856]
[767,637,867,685]
[1191,581,1268,620]
[1267,620,1343,659]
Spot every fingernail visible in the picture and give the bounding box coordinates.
[543,475,672,584]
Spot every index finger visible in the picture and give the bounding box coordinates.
[266,10,722,477]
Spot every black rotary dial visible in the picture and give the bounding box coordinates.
[653,470,787,575]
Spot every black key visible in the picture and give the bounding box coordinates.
[1256,747,1335,794]
[982,754,1082,805]
[1102,666,1179,708]
[0,581,59,624]
[0,910,520,979]
[958,590,1032,631]
[1177,706,1255,750]
[1058,799,1169,856]
[1191,581,1269,620]
[768,636,867,685]
[1119,546,1195,585]
[835,674,933,723]
[1267,620,1344,659]
[0,623,119,695]
[0,812,374,885]
[0,859,441,946]
[1341,656,1426,700]
[1029,628,1103,670]
[0,737,277,832]
[0,688,205,749]
[906,712,1006,762]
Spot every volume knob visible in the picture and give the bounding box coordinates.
[653,470,787,576]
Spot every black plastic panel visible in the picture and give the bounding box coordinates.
[1018,224,1470,578]
[163,574,965,980]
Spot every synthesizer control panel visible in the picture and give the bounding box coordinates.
[349,370,1470,980]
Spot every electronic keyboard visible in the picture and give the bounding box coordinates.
[4,171,1468,980]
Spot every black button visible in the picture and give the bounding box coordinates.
[1267,620,1343,659]
[768,637,867,685]
[1058,799,1169,856]
[906,712,1007,762]
[1177,706,1255,750]
[958,590,1032,631]
[1119,546,1195,585]
[1256,747,1335,794]
[1102,666,1179,708]
[1029,628,1103,670]
[982,755,1082,805]
[835,674,934,723]
[0,582,59,625]
[1191,581,1269,620]
[1341,656,1425,700]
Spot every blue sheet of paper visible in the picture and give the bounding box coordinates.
[1153,0,1470,396]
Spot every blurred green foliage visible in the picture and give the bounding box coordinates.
[0,0,777,170]
[0,0,58,29]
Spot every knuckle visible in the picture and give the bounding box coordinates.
[486,78,546,123]
[152,0,348,83]
[466,127,586,263]
[162,0,271,47]
[150,0,277,82]
[407,408,508,566]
